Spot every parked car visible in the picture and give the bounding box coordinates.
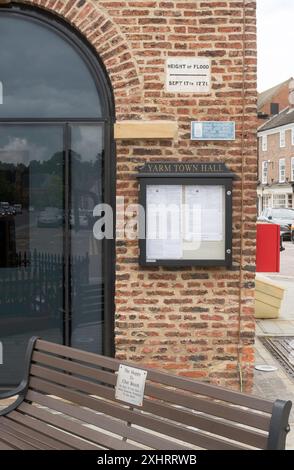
[280,234,285,251]
[258,207,294,240]
[13,204,22,214]
[37,207,63,228]
[291,223,294,243]
[0,205,16,216]
[70,211,89,229]
[7,206,16,216]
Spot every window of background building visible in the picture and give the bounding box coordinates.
[273,193,287,208]
[263,194,272,209]
[262,135,267,152]
[262,161,268,184]
[288,194,293,208]
[279,158,286,183]
[280,130,286,148]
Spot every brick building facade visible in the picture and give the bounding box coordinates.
[258,106,294,213]
[0,0,257,391]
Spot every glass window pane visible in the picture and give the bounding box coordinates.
[0,125,64,385]
[70,125,104,354]
[0,15,103,118]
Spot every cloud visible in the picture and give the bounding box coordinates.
[258,0,294,91]
[0,136,47,164]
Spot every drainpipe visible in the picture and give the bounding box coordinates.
[237,0,248,393]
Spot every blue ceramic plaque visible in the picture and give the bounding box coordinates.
[191,121,235,141]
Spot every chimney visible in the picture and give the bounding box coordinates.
[289,78,294,108]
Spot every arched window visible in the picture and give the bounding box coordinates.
[0,6,115,386]
[0,12,105,118]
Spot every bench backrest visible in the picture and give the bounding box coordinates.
[19,338,291,450]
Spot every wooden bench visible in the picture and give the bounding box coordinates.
[0,337,292,450]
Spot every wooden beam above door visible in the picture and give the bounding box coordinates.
[114,121,178,140]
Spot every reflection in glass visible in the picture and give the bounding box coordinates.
[0,15,102,118]
[70,125,104,354]
[0,12,108,387]
[0,126,64,385]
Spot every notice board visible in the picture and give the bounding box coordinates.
[137,162,235,267]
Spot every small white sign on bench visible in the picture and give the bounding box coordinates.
[115,365,147,407]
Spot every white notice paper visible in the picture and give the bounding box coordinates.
[115,365,147,407]
[146,185,183,260]
[184,186,223,241]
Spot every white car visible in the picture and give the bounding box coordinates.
[37,207,63,228]
[70,211,89,229]
[13,204,22,214]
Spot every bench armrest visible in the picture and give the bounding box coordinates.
[0,383,26,400]
[0,382,27,417]
[0,337,38,416]
[268,399,292,450]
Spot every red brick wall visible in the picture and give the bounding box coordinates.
[25,0,257,391]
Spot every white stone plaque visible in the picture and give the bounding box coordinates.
[115,365,147,407]
[166,58,211,93]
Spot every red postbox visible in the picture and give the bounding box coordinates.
[256,224,280,273]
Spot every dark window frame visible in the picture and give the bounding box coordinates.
[0,4,116,358]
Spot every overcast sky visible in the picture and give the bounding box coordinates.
[258,0,294,92]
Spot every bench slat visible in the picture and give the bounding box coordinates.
[35,339,273,413]
[26,390,194,451]
[28,376,249,450]
[18,401,144,451]
[0,440,14,450]
[8,411,100,450]
[1,416,72,450]
[29,361,271,433]
[0,425,37,450]
[0,419,54,450]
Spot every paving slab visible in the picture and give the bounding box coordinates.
[254,337,294,450]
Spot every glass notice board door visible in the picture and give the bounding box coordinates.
[139,178,233,268]
[146,184,226,262]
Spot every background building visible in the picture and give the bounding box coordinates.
[258,94,294,213]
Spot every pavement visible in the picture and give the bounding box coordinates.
[254,241,294,450]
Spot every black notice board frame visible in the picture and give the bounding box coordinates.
[137,162,235,268]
